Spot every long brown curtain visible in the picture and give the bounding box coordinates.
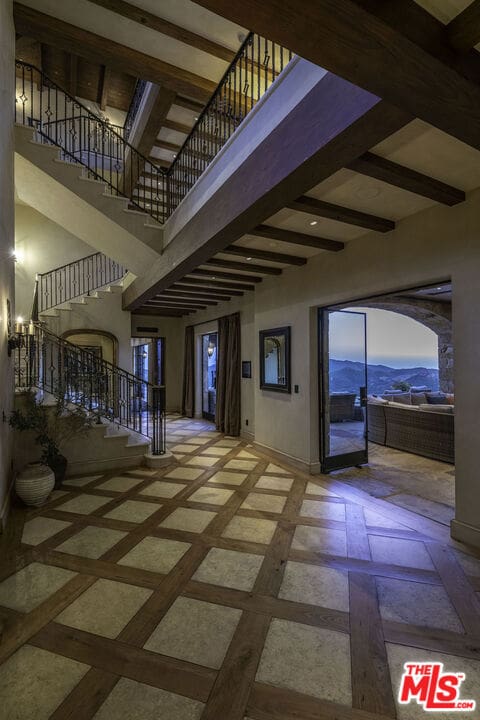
[215,312,241,435]
[182,325,195,418]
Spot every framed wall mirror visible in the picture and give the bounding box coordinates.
[259,326,291,393]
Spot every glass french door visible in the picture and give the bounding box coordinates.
[202,333,218,421]
[319,309,368,472]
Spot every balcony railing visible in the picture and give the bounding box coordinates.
[15,60,168,223]
[168,33,293,213]
[36,251,126,314]
[15,32,292,224]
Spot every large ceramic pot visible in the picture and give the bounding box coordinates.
[49,454,68,488]
[15,463,55,507]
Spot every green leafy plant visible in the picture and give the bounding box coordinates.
[10,388,96,466]
[391,380,411,392]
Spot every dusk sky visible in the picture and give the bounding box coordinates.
[329,308,438,369]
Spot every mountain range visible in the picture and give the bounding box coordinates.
[329,359,439,396]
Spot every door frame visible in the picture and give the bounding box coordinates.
[318,307,368,473]
[202,332,218,422]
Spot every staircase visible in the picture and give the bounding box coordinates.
[13,252,167,470]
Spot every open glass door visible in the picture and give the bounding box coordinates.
[202,333,217,421]
[319,309,368,472]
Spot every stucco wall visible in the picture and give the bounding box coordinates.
[15,203,94,319]
[0,0,15,529]
[167,186,480,547]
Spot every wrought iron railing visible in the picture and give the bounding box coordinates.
[16,33,292,224]
[15,60,168,222]
[36,252,126,314]
[13,323,166,455]
[124,79,147,142]
[168,33,293,213]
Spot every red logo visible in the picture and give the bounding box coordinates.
[398,662,476,712]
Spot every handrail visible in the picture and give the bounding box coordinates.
[36,252,126,312]
[167,32,293,213]
[13,322,166,455]
[15,31,293,224]
[15,60,168,222]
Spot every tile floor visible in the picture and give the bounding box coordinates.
[0,413,479,720]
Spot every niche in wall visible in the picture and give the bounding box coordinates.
[62,329,118,366]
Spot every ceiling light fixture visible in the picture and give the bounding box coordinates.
[246,256,252,261]
[309,220,318,226]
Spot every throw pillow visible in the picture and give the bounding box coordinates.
[445,393,455,405]
[426,392,447,404]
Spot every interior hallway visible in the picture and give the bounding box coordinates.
[0,416,479,719]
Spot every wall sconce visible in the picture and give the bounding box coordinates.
[207,342,215,357]
[8,315,35,356]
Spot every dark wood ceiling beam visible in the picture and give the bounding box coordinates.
[287,196,395,233]
[67,54,78,97]
[146,300,208,309]
[13,3,216,103]
[447,0,480,52]
[173,282,243,297]
[224,244,307,266]
[183,276,256,292]
[205,258,282,275]
[123,73,410,309]
[192,0,480,150]
[99,65,111,110]
[158,291,220,304]
[347,152,465,206]
[250,224,344,251]
[174,96,204,114]
[162,118,192,135]
[190,268,262,284]
[87,0,235,62]
[133,307,189,316]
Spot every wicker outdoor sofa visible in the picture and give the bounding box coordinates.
[367,402,454,464]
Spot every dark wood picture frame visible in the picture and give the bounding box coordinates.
[241,361,252,379]
[259,326,291,393]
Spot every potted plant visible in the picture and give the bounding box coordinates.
[10,388,97,489]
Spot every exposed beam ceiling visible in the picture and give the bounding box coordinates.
[124,72,410,309]
[183,276,257,291]
[87,0,235,62]
[173,282,244,297]
[192,0,480,150]
[250,224,344,251]
[205,258,282,275]
[447,0,480,53]
[286,196,395,233]
[166,287,232,301]
[13,3,216,103]
[347,152,465,206]
[67,54,78,97]
[146,299,209,309]
[190,268,261,284]
[132,307,188,316]
[159,290,222,304]
[224,244,307,266]
[99,65,110,110]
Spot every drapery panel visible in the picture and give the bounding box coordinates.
[181,325,195,418]
[216,312,241,435]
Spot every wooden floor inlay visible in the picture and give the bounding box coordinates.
[1,414,479,719]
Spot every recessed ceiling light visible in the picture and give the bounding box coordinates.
[246,256,252,261]
[309,220,318,226]
[211,276,216,280]
[194,116,198,121]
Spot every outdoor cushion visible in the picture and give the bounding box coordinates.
[411,392,427,406]
[426,392,448,404]
[382,392,412,404]
[418,404,454,414]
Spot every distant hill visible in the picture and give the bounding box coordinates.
[329,359,439,396]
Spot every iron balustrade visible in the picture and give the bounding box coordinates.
[36,252,126,314]
[16,33,292,224]
[124,79,147,142]
[13,323,166,455]
[168,33,293,213]
[15,60,168,223]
